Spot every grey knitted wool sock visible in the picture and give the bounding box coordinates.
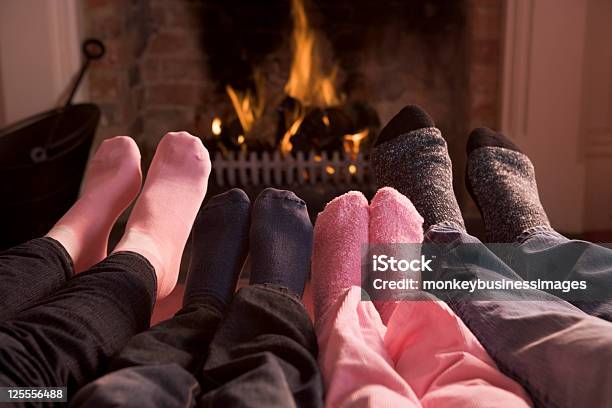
[466,127,551,242]
[371,105,465,231]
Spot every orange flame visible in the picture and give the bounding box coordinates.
[226,70,265,137]
[343,129,369,160]
[280,0,342,156]
[284,0,340,107]
[280,115,304,155]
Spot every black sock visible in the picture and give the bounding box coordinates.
[249,188,313,297]
[371,104,465,231]
[466,127,551,242]
[183,188,251,311]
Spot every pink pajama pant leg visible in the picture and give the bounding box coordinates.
[313,192,418,406]
[316,286,421,408]
[382,298,532,407]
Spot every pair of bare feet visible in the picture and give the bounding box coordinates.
[46,132,211,299]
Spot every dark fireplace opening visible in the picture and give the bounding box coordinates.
[199,0,465,150]
[85,0,503,220]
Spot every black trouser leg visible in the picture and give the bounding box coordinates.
[70,304,223,408]
[0,252,155,403]
[0,238,73,320]
[198,284,324,408]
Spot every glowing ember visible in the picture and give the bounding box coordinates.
[313,154,322,162]
[211,117,222,136]
[348,164,357,174]
[322,114,330,127]
[237,135,245,145]
[325,165,336,175]
[343,129,369,160]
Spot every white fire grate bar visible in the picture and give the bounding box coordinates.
[212,150,371,187]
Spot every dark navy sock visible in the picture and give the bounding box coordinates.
[183,189,251,311]
[249,188,313,297]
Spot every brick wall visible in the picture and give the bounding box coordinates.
[466,0,503,129]
[457,0,504,215]
[140,0,221,165]
[84,0,505,184]
[85,0,150,151]
[85,0,221,166]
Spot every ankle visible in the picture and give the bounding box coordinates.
[113,228,175,299]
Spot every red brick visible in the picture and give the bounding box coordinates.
[90,38,131,68]
[88,14,123,37]
[151,1,203,29]
[89,69,124,100]
[146,84,199,106]
[148,31,201,55]
[165,5,204,29]
[141,59,161,82]
[86,0,123,10]
[159,58,207,81]
[468,2,502,41]
[467,0,502,14]
[150,5,167,27]
[468,64,499,89]
[471,40,500,64]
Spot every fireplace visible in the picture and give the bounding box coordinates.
[84,0,503,218]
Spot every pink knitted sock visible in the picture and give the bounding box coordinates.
[47,136,142,272]
[113,131,211,299]
[312,191,369,323]
[368,187,424,322]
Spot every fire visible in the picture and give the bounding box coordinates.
[343,129,369,160]
[222,0,347,158]
[280,115,304,156]
[348,164,357,174]
[322,114,330,127]
[226,69,265,139]
[280,0,342,156]
[284,0,341,107]
[211,117,222,136]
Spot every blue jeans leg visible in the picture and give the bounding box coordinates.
[423,222,612,408]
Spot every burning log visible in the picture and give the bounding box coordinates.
[291,107,351,154]
[206,0,380,160]
[275,97,379,157]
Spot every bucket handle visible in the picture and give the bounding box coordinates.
[30,39,105,163]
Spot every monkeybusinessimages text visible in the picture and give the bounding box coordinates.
[370,255,587,294]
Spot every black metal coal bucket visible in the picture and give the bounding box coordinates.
[0,39,105,250]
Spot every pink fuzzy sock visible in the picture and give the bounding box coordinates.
[47,136,142,272]
[368,187,424,322]
[113,131,211,299]
[312,191,369,323]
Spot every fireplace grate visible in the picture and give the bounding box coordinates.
[212,150,373,187]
